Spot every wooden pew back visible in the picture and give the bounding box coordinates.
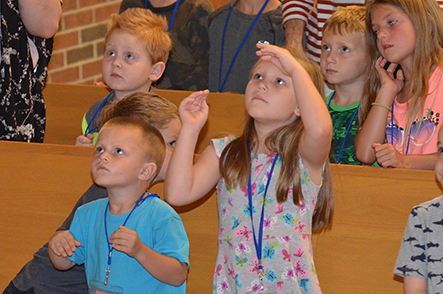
[43,83,245,153]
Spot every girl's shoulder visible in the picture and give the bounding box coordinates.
[211,135,236,158]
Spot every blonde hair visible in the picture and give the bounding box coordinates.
[323,6,374,124]
[366,0,443,150]
[101,117,166,185]
[97,92,179,131]
[220,49,333,231]
[105,8,172,64]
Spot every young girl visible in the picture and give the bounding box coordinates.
[165,44,333,293]
[354,0,443,170]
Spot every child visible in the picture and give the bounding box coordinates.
[49,117,189,293]
[354,0,443,170]
[119,0,214,91]
[165,44,333,293]
[320,6,373,165]
[208,0,285,94]
[394,125,443,293]
[75,8,172,147]
[4,92,182,294]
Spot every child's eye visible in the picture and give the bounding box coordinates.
[167,140,177,148]
[341,47,350,53]
[125,53,134,60]
[116,148,124,155]
[372,28,379,36]
[322,45,330,52]
[439,147,443,154]
[95,146,104,153]
[388,20,397,26]
[276,78,285,85]
[253,73,263,80]
[107,51,115,57]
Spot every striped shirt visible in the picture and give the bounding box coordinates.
[282,0,443,63]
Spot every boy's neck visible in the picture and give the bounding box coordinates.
[236,0,280,15]
[149,0,177,8]
[332,81,364,107]
[107,186,149,215]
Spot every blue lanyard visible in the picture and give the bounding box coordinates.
[84,91,114,136]
[103,192,159,285]
[390,102,410,154]
[248,152,279,290]
[144,0,180,32]
[327,92,359,164]
[218,0,270,92]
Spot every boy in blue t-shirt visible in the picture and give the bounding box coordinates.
[320,6,370,165]
[49,117,189,293]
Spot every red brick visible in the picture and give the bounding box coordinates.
[53,31,79,51]
[82,60,102,78]
[79,0,103,8]
[62,0,78,12]
[48,52,65,71]
[63,10,93,30]
[50,67,80,83]
[96,2,120,23]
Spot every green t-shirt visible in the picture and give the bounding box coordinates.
[327,92,361,165]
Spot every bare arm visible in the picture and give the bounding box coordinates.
[256,44,332,184]
[355,58,403,164]
[404,275,427,294]
[110,226,188,286]
[48,231,79,271]
[373,144,438,170]
[284,18,306,53]
[19,0,62,39]
[164,90,221,206]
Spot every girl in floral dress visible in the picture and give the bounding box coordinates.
[165,44,334,294]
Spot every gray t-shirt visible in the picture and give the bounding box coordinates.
[395,195,443,293]
[208,3,285,94]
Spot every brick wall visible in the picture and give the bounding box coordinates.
[48,0,230,85]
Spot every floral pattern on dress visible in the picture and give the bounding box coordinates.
[1,0,53,142]
[212,136,323,294]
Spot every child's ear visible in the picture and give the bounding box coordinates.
[149,62,166,82]
[139,162,157,182]
[294,105,301,117]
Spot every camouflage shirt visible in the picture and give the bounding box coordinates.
[120,0,213,91]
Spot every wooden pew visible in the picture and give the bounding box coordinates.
[1,140,442,293]
[43,83,245,153]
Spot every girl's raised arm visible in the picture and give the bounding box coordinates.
[355,58,404,164]
[164,90,221,207]
[257,44,332,172]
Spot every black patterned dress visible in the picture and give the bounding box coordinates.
[1,0,54,142]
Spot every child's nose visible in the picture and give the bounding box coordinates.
[257,80,267,91]
[326,51,336,63]
[99,152,109,162]
[111,56,122,68]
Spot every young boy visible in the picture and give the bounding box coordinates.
[319,6,369,165]
[76,8,172,146]
[3,93,182,294]
[394,125,443,293]
[49,116,189,293]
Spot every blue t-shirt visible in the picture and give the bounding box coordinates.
[69,197,189,294]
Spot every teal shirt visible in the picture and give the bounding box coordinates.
[327,92,362,165]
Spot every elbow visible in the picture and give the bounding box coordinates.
[355,147,376,165]
[30,22,59,39]
[170,263,188,287]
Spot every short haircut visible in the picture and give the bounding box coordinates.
[97,92,179,131]
[323,6,366,36]
[105,8,172,64]
[101,116,166,184]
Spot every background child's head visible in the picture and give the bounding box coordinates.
[97,92,180,182]
[93,117,166,189]
[102,8,172,95]
[105,8,172,65]
[321,6,368,86]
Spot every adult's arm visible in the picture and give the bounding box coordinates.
[19,0,62,38]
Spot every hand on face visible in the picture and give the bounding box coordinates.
[376,57,404,96]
